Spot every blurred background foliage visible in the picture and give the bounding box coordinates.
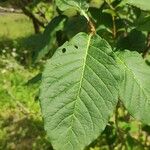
[0,0,150,149]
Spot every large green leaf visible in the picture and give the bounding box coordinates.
[116,50,150,125]
[33,16,66,62]
[126,0,150,11]
[40,33,121,150]
[55,0,89,19]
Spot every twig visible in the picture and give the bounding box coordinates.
[104,0,117,38]
[88,19,96,34]
[142,32,150,58]
[16,101,30,115]
[114,101,127,149]
[21,6,45,28]
[112,16,117,39]
[144,134,148,146]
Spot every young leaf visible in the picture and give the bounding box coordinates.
[90,0,104,8]
[126,0,150,11]
[55,0,89,19]
[40,33,121,150]
[33,16,66,63]
[116,50,150,125]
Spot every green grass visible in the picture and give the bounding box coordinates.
[0,13,34,39]
[0,55,53,150]
[0,13,42,67]
[0,13,52,150]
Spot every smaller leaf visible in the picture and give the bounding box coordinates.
[26,73,42,85]
[90,0,104,8]
[55,0,89,20]
[33,16,66,63]
[64,15,88,38]
[103,9,117,17]
[142,125,150,134]
[126,0,150,11]
[55,0,89,12]
[134,12,150,31]
[117,29,146,52]
[116,50,150,125]
[126,135,144,150]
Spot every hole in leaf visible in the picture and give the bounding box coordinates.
[74,45,78,49]
[62,48,66,53]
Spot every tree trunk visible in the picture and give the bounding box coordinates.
[32,18,40,34]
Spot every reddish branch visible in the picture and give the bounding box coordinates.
[142,32,150,58]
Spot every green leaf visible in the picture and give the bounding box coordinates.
[117,29,146,52]
[126,0,150,11]
[134,12,150,31]
[116,50,150,125]
[90,0,104,8]
[64,16,88,39]
[26,73,42,85]
[33,16,66,62]
[55,0,89,19]
[40,33,121,150]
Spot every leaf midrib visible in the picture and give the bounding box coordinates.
[66,34,92,145]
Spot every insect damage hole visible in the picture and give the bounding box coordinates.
[62,48,66,53]
[74,45,78,49]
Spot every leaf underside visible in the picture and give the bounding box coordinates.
[55,0,89,12]
[117,50,150,125]
[33,16,66,62]
[126,0,150,11]
[40,33,121,150]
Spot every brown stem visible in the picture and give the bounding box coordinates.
[114,101,128,149]
[32,18,41,34]
[88,19,96,35]
[115,102,119,131]
[142,32,150,58]
[112,16,116,39]
[144,134,148,146]
[21,7,45,28]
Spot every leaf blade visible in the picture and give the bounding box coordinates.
[126,0,150,11]
[55,0,89,20]
[33,16,66,62]
[40,33,121,150]
[55,0,89,12]
[116,50,150,125]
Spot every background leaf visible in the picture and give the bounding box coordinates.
[40,33,121,150]
[117,29,146,52]
[55,0,89,12]
[55,0,89,19]
[126,0,150,11]
[64,15,88,39]
[116,50,150,125]
[134,12,150,31]
[33,16,66,62]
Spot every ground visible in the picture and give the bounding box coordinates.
[0,13,51,150]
